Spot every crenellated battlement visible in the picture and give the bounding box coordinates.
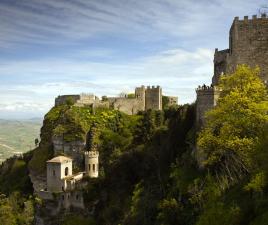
[196,84,221,93]
[84,151,99,158]
[212,14,268,86]
[233,14,268,22]
[197,13,268,129]
[146,85,161,90]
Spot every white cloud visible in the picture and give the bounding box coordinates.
[0,0,266,119]
[0,47,214,118]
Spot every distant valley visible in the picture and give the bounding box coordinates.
[0,119,42,163]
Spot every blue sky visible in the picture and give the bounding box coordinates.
[0,0,266,119]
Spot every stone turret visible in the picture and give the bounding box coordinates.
[135,85,146,110]
[85,151,99,178]
[195,85,221,128]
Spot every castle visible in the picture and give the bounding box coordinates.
[38,147,99,211]
[55,85,178,115]
[196,14,268,127]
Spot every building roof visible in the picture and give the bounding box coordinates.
[47,156,72,163]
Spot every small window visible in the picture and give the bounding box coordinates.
[76,194,79,200]
[88,164,91,171]
[62,195,64,200]
[65,167,69,176]
[53,170,56,176]
[62,186,64,191]
[93,164,95,172]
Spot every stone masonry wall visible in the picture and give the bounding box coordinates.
[55,95,80,106]
[145,86,162,110]
[108,97,144,115]
[196,85,221,128]
[54,85,170,115]
[213,14,268,85]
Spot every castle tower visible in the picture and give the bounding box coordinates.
[135,85,146,110]
[195,85,221,128]
[85,151,99,178]
[212,15,268,85]
[145,85,162,110]
[46,156,73,192]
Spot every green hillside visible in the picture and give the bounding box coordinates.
[0,66,267,225]
[0,119,42,163]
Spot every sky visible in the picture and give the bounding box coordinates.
[0,0,267,119]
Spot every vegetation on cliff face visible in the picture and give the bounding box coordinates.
[0,65,267,225]
[0,151,35,224]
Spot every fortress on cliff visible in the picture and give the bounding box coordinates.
[196,14,268,127]
[55,85,178,115]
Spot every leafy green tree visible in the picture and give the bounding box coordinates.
[65,96,75,107]
[197,65,268,185]
[162,96,169,109]
[127,93,135,99]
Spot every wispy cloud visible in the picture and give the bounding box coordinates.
[0,47,213,117]
[0,0,266,118]
[0,0,265,48]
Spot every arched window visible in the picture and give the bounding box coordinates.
[88,164,91,171]
[65,167,69,176]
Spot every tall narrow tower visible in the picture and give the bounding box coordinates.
[145,85,162,110]
[135,85,146,110]
[85,151,99,178]
[195,85,221,128]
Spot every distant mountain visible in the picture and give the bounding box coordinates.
[0,119,42,163]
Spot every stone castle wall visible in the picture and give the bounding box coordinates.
[197,14,268,129]
[55,85,167,115]
[213,14,268,85]
[108,97,144,115]
[55,95,80,106]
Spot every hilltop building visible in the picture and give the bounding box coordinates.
[38,146,99,211]
[196,14,268,127]
[55,85,177,115]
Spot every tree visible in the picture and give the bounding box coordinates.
[197,65,268,185]
[162,96,170,109]
[65,96,75,107]
[128,93,136,99]
[34,138,39,147]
